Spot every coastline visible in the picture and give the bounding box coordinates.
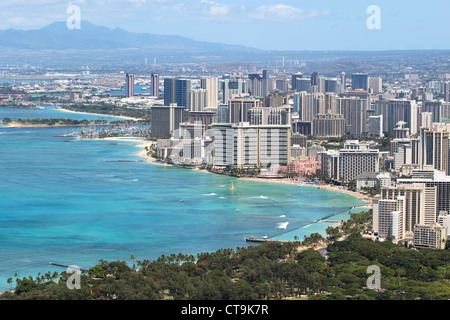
[128,138,373,206]
[56,107,144,121]
[2,122,116,129]
[238,177,373,205]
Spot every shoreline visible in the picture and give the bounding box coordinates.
[238,177,373,205]
[127,138,373,206]
[56,107,144,121]
[1,122,117,129]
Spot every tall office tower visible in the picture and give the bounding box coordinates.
[420,125,450,174]
[295,92,325,122]
[324,78,338,93]
[248,73,262,97]
[337,97,368,137]
[311,72,319,87]
[151,73,160,97]
[228,98,262,124]
[292,92,301,114]
[421,112,433,129]
[368,77,383,93]
[312,93,326,117]
[374,99,419,135]
[190,89,208,112]
[339,145,380,182]
[125,73,134,98]
[296,78,311,93]
[340,72,346,93]
[261,69,271,98]
[222,78,245,104]
[164,78,177,106]
[276,74,289,92]
[212,123,291,169]
[151,103,185,137]
[313,114,345,137]
[268,106,292,125]
[373,196,406,243]
[216,104,229,123]
[444,82,450,102]
[393,142,415,172]
[351,73,369,91]
[368,115,384,137]
[422,101,442,123]
[380,183,437,237]
[200,77,219,108]
[176,79,192,110]
[324,92,337,114]
[291,72,303,91]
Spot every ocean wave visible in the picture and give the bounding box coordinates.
[203,193,217,196]
[276,222,289,229]
[279,215,286,218]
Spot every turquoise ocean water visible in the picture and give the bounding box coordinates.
[0,107,367,291]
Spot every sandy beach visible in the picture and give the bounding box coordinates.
[104,137,373,206]
[238,177,373,205]
[57,108,144,121]
[92,136,173,167]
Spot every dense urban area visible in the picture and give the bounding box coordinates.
[1,51,450,299]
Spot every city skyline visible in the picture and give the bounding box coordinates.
[0,0,449,51]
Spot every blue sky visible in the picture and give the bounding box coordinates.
[0,0,449,51]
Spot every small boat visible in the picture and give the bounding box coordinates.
[228,182,237,191]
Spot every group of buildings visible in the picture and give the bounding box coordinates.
[125,69,450,249]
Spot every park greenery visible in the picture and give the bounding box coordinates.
[1,210,449,300]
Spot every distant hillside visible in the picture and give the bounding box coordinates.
[0,21,259,53]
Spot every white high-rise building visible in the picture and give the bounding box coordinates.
[374,99,419,135]
[368,115,383,137]
[190,89,207,112]
[413,224,447,249]
[373,196,406,243]
[368,77,383,93]
[212,123,291,169]
[337,97,368,137]
[419,124,450,175]
[339,143,380,182]
[201,77,219,108]
[380,183,437,238]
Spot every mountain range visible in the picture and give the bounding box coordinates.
[0,21,258,53]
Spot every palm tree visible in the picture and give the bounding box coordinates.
[7,277,13,290]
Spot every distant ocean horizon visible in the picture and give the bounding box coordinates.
[0,107,367,292]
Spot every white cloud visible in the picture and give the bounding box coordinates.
[249,4,330,21]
